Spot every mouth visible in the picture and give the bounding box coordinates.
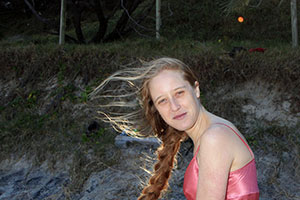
[173,112,187,120]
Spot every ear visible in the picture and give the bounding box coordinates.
[194,81,200,98]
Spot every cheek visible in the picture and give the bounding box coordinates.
[186,96,200,113]
[156,106,167,117]
[156,107,170,122]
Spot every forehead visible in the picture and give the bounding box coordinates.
[148,69,188,94]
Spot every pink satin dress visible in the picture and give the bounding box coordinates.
[183,123,259,200]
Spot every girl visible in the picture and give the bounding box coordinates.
[91,57,259,200]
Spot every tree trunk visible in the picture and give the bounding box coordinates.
[291,0,298,47]
[23,0,50,23]
[59,0,67,45]
[69,1,86,44]
[104,0,143,42]
[156,0,161,39]
[90,0,108,43]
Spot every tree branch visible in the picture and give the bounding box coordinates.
[69,1,86,43]
[249,0,263,8]
[123,0,155,32]
[23,0,49,23]
[277,0,285,8]
[90,0,108,43]
[104,0,145,42]
[123,0,156,38]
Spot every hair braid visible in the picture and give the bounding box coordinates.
[138,127,184,200]
[90,58,197,199]
[138,80,187,200]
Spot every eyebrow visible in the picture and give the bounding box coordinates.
[154,86,186,104]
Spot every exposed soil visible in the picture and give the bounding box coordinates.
[0,77,299,200]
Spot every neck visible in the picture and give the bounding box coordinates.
[186,106,212,149]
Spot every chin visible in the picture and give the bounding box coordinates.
[172,124,193,132]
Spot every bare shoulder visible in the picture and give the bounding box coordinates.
[200,124,233,146]
[197,124,235,170]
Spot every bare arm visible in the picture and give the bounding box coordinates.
[196,126,235,200]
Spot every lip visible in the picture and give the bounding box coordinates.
[173,112,187,120]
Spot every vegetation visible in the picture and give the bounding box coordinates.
[0,0,299,196]
[0,0,299,44]
[0,39,299,153]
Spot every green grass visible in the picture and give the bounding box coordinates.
[0,1,299,196]
[0,39,299,196]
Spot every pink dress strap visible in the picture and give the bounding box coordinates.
[183,123,259,200]
[214,123,254,158]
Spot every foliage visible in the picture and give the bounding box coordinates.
[0,0,154,43]
[157,0,298,42]
[0,0,299,195]
[0,38,299,196]
[1,0,299,44]
[218,0,251,15]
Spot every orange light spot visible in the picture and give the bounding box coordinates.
[238,16,244,23]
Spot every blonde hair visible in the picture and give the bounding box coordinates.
[90,57,198,199]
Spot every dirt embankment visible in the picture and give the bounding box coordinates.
[0,47,299,199]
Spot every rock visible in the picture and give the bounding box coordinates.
[114,135,160,148]
[1,132,299,200]
[0,158,69,200]
[79,169,140,200]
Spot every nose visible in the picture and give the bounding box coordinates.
[170,97,181,111]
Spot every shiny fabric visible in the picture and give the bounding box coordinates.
[183,123,259,200]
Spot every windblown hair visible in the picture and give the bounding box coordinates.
[90,57,198,199]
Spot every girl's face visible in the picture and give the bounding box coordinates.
[148,69,201,132]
